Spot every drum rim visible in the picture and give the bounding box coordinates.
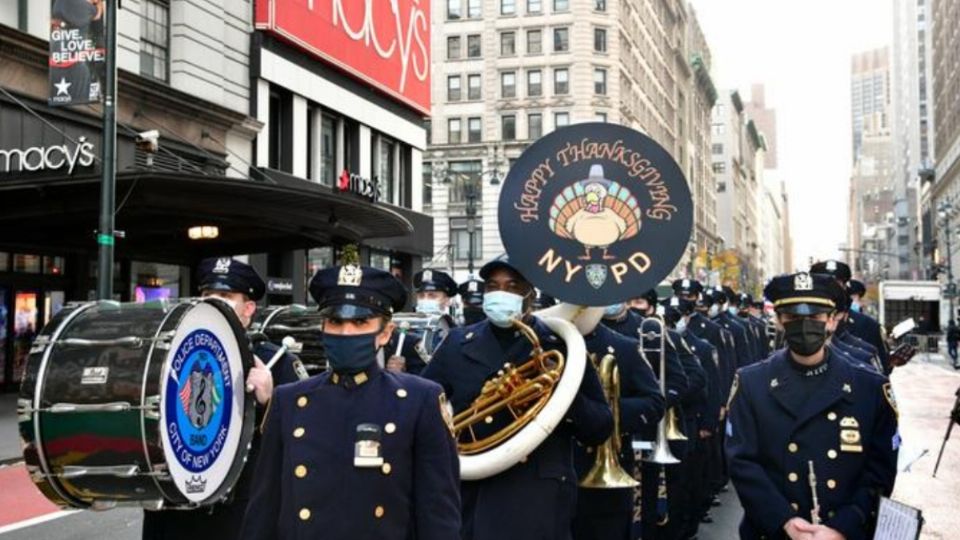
[31,301,99,508]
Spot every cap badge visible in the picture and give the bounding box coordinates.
[682,279,690,288]
[826,260,837,271]
[423,270,433,282]
[213,258,232,274]
[338,265,363,287]
[468,282,478,292]
[670,297,679,306]
[794,273,813,291]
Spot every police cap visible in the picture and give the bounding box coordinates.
[722,286,740,306]
[672,278,703,296]
[479,254,531,285]
[414,269,458,297]
[197,257,265,301]
[458,278,485,307]
[763,272,837,316]
[848,279,867,297]
[810,260,852,284]
[309,265,408,320]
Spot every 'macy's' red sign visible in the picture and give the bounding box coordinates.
[255,0,431,115]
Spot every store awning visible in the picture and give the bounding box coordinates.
[0,170,418,264]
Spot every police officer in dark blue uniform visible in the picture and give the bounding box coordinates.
[573,310,665,540]
[737,292,771,360]
[143,257,302,540]
[723,287,763,363]
[824,283,884,374]
[240,264,461,540]
[387,268,458,375]
[812,260,890,374]
[847,279,867,314]
[422,255,613,540]
[726,272,899,540]
[706,288,755,368]
[459,277,486,325]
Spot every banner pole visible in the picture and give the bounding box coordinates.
[96,0,118,300]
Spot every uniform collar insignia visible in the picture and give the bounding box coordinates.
[770,378,779,388]
[842,383,852,393]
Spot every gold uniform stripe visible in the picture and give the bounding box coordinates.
[773,297,835,308]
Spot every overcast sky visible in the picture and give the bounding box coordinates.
[688,0,893,269]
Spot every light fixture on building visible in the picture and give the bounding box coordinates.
[188,226,219,240]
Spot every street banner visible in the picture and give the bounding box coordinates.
[497,123,694,306]
[49,0,107,106]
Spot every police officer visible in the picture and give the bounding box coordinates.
[533,289,558,310]
[459,277,486,325]
[143,257,300,540]
[387,268,458,375]
[722,287,762,363]
[705,288,755,369]
[726,272,899,540]
[240,264,461,540]
[573,310,665,540]
[422,255,613,540]
[812,260,890,374]
[847,280,867,314]
[737,292,770,360]
[821,279,884,374]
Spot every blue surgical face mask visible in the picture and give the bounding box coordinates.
[483,291,525,328]
[417,299,444,316]
[728,306,739,317]
[675,317,688,334]
[708,304,720,318]
[322,331,381,374]
[850,301,862,313]
[603,303,624,318]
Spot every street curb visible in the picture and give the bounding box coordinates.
[0,456,24,467]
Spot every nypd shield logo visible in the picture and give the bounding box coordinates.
[585,264,608,289]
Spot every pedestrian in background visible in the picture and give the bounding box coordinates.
[947,319,960,369]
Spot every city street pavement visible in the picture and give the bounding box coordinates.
[1,393,19,462]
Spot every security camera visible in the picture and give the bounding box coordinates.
[135,130,159,154]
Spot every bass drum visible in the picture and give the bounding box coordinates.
[18,298,255,510]
[250,304,326,376]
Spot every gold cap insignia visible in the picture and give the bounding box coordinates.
[794,273,813,291]
[338,264,363,287]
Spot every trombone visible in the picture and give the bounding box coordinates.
[638,316,681,465]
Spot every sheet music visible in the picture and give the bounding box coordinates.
[873,497,921,540]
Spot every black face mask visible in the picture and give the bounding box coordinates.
[783,318,827,356]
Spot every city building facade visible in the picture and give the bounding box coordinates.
[425,0,719,281]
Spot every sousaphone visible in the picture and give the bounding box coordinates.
[456,123,693,480]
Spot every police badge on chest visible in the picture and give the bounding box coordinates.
[355,423,385,467]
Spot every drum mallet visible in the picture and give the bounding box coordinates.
[395,322,411,357]
[247,336,298,392]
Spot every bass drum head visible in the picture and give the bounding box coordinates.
[158,300,252,505]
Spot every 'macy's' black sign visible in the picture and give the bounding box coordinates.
[497,123,693,306]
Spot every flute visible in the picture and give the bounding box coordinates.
[808,460,821,525]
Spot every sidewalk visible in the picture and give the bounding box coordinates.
[1,392,20,462]
[888,352,960,540]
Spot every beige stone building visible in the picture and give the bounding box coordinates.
[425,0,719,280]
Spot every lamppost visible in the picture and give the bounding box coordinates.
[938,200,957,320]
[437,165,503,275]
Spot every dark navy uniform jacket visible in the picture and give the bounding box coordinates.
[423,317,613,540]
[745,316,771,359]
[142,341,303,540]
[724,311,761,364]
[239,364,461,540]
[726,349,898,540]
[683,333,721,433]
[688,312,736,403]
[832,336,881,373]
[848,311,890,374]
[573,325,665,516]
[714,312,753,368]
[672,332,707,453]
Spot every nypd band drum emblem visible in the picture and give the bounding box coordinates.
[499,123,694,305]
[160,302,246,503]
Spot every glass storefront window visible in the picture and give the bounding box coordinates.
[0,252,7,271]
[131,262,182,302]
[306,247,335,304]
[370,250,392,272]
[380,139,396,204]
[43,256,66,275]
[13,254,41,274]
[321,115,337,187]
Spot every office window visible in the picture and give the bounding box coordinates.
[528,0,542,12]
[424,119,432,145]
[422,162,433,206]
[379,138,396,204]
[449,118,462,144]
[712,162,726,173]
[501,71,516,98]
[451,218,483,261]
[447,36,461,59]
[527,70,542,97]
[526,29,542,54]
[553,27,569,52]
[501,31,516,55]
[447,75,462,101]
[717,181,726,193]
[448,0,461,19]
[595,0,606,10]
[596,112,607,123]
[594,68,607,95]
[140,0,169,82]
[528,113,543,139]
[594,28,607,52]
[554,0,569,11]
[467,34,482,57]
[554,68,569,94]
[554,112,570,128]
[467,0,481,17]
[501,0,516,15]
[468,117,482,142]
[502,115,517,140]
[468,74,481,100]
[448,161,482,203]
[712,143,723,154]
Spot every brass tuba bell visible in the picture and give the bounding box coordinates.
[580,353,639,488]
